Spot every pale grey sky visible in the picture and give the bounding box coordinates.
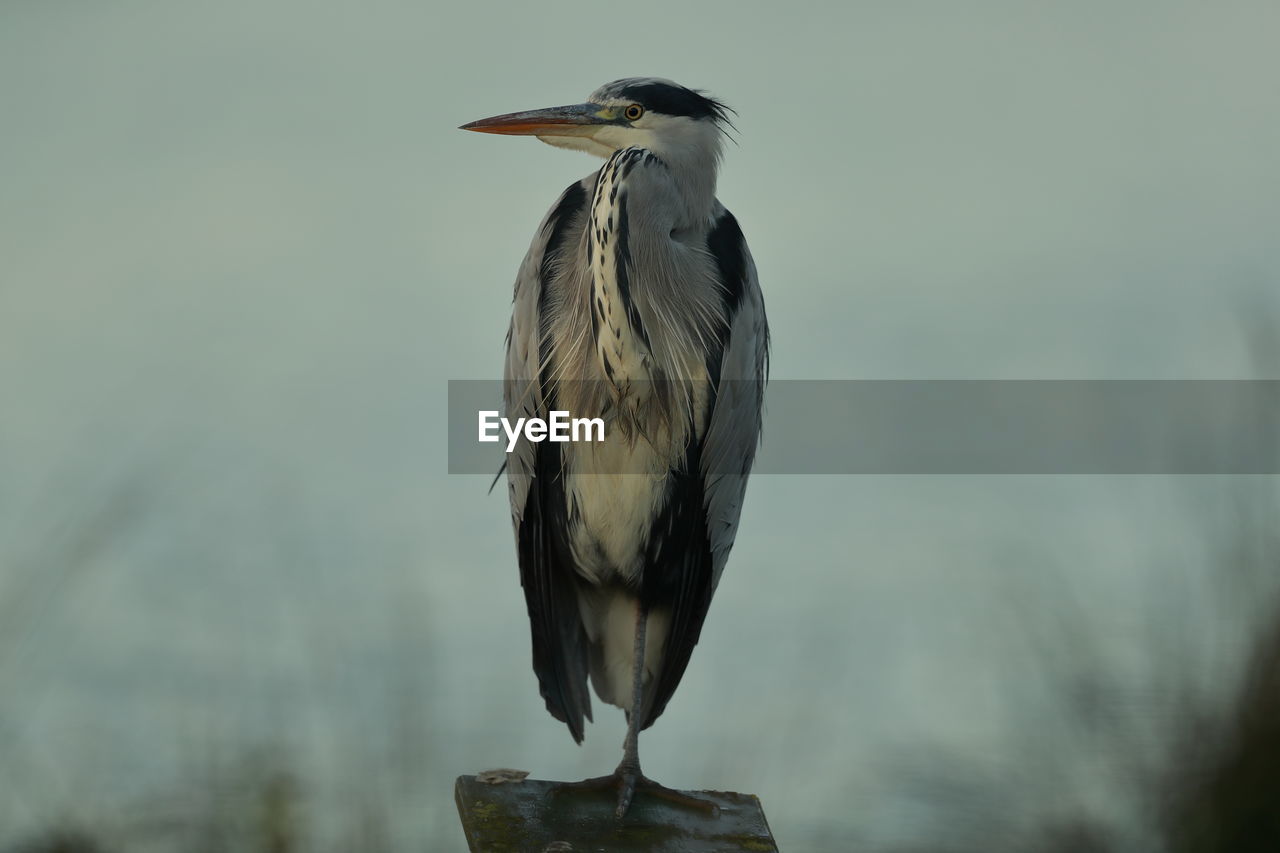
[1,2,1277,849]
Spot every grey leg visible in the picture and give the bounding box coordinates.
[614,600,648,816]
[552,599,719,819]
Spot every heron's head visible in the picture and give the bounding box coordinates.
[460,78,733,163]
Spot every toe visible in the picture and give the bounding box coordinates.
[614,771,639,817]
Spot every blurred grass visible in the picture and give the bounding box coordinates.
[1164,549,1280,852]
[5,477,1278,851]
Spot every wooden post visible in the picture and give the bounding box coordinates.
[455,774,778,852]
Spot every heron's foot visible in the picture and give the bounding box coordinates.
[615,763,641,818]
[553,768,720,819]
[627,773,720,818]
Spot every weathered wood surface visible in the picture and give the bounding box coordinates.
[455,774,778,852]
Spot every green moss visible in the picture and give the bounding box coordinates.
[469,801,499,823]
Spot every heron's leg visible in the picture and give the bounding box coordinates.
[613,602,720,818]
[553,600,719,819]
[613,599,649,816]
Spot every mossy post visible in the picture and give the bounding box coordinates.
[455,775,778,852]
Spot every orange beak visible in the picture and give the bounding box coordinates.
[459,103,606,136]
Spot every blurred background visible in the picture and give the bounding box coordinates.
[2,2,1278,850]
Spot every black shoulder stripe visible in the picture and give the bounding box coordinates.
[539,180,587,286]
[706,210,748,317]
[704,210,748,392]
[537,180,587,396]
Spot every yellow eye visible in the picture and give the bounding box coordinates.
[623,103,644,121]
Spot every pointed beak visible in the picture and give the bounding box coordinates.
[459,103,608,137]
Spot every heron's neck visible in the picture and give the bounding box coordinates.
[650,135,721,228]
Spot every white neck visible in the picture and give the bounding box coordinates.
[541,116,723,228]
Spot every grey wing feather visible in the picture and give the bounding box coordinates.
[701,246,768,585]
[504,179,595,742]
[505,177,588,521]
[639,209,769,729]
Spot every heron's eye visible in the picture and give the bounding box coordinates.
[623,104,644,121]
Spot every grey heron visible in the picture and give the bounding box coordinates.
[461,78,769,817]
